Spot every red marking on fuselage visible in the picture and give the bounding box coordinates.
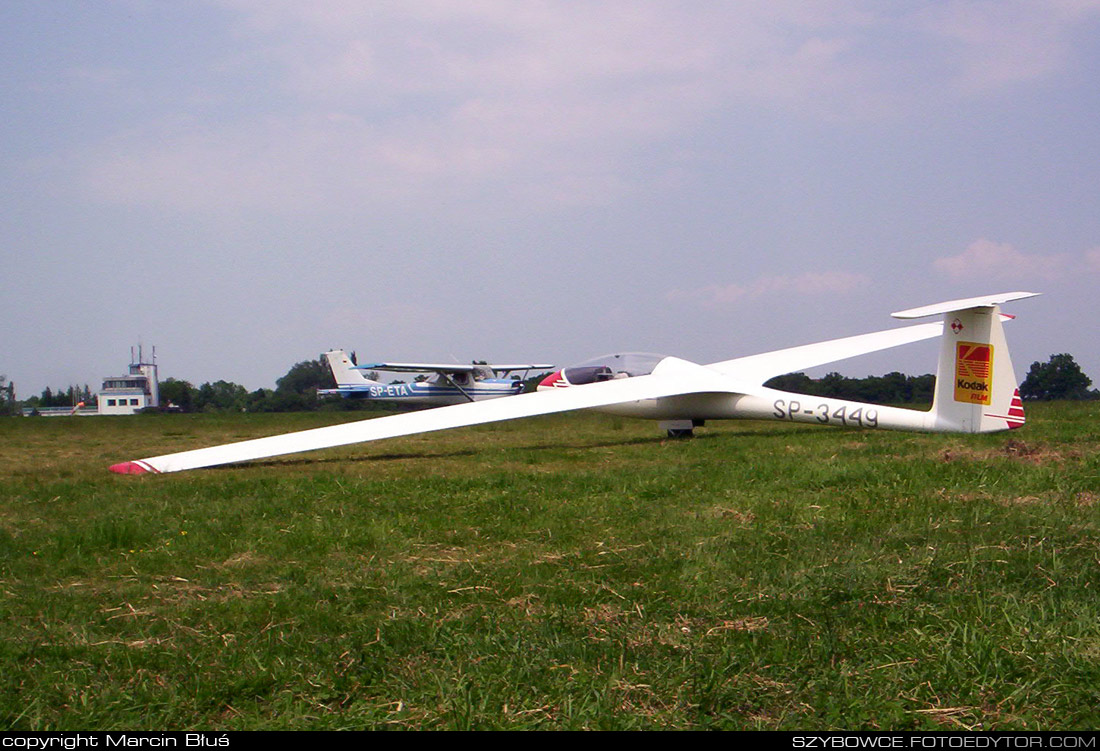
[109,461,156,475]
[537,371,568,390]
[984,388,1025,429]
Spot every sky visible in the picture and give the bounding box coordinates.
[3,0,1100,395]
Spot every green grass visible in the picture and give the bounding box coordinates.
[1,403,1098,729]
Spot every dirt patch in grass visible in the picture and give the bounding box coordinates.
[992,495,1046,507]
[709,507,755,525]
[938,439,1070,465]
[618,613,770,652]
[405,544,484,565]
[704,616,769,635]
[215,551,264,569]
[1075,492,1098,507]
[505,593,545,618]
[583,603,632,639]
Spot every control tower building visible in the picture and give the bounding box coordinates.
[98,345,160,415]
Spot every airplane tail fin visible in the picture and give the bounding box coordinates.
[892,292,1038,433]
[322,349,374,387]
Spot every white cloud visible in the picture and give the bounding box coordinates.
[933,239,1067,281]
[80,119,329,213]
[667,271,871,310]
[234,1,1100,104]
[914,0,1100,93]
[70,1,1100,214]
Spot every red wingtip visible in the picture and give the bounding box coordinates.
[109,461,150,475]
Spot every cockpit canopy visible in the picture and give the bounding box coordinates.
[559,352,668,385]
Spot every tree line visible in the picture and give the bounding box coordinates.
[764,371,937,404]
[765,353,1097,403]
[13,359,354,415]
[6,353,1096,416]
[158,358,360,413]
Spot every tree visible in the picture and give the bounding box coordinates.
[1020,354,1096,401]
[764,372,820,396]
[265,358,336,411]
[276,359,335,395]
[762,371,937,405]
[196,380,249,412]
[246,388,279,412]
[0,375,13,416]
[159,378,196,412]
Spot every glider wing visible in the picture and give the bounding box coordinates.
[110,357,737,474]
[705,321,944,385]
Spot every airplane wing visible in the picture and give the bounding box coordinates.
[355,362,481,373]
[490,364,556,374]
[110,357,741,474]
[356,362,555,375]
[705,321,945,384]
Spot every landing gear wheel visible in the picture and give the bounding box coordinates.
[661,419,701,439]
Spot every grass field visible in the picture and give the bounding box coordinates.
[1,403,1098,730]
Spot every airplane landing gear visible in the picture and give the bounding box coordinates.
[660,419,703,439]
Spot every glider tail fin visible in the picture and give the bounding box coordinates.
[893,292,1037,433]
[322,349,372,388]
[931,307,1025,432]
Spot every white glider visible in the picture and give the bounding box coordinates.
[110,292,1038,474]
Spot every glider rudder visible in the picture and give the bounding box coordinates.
[892,292,1038,433]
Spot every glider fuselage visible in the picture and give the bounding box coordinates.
[542,362,936,431]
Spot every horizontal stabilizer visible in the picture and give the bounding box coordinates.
[891,292,1039,319]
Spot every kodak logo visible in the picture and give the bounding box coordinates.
[954,342,993,404]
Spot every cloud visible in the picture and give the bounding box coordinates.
[228,1,1100,106]
[913,0,1100,93]
[1085,247,1100,272]
[69,2,1100,214]
[667,271,871,310]
[933,239,1067,281]
[80,120,329,214]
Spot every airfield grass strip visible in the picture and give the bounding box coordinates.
[1,403,1098,729]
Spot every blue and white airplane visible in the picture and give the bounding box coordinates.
[317,350,555,406]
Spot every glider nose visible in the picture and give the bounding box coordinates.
[537,365,618,391]
[537,371,566,391]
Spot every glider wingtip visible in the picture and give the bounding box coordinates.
[109,461,153,475]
